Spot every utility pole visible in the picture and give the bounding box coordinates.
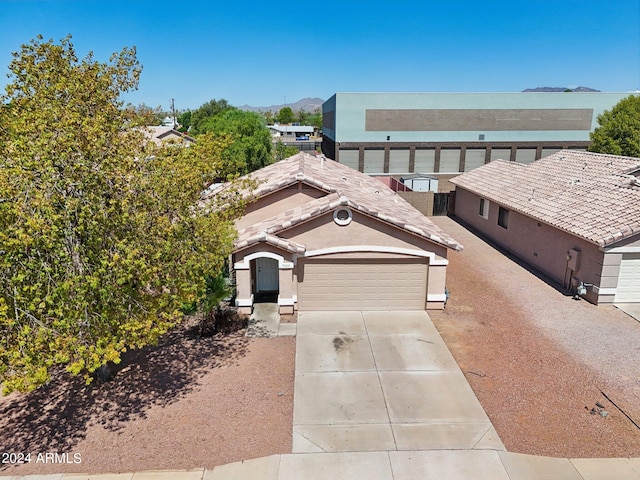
[171,98,177,129]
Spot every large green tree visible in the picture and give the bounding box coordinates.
[198,109,273,176]
[190,98,234,134]
[276,106,295,124]
[0,36,243,393]
[177,109,192,132]
[589,95,640,157]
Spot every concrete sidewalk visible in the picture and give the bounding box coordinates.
[3,452,640,479]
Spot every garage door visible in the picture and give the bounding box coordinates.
[297,258,427,311]
[615,253,640,303]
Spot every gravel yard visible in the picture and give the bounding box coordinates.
[0,320,295,476]
[2,216,640,476]
[430,216,640,458]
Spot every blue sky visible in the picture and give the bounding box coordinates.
[1,0,639,111]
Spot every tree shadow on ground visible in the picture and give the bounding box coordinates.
[0,318,249,466]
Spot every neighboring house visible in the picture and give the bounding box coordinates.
[142,126,195,146]
[161,116,177,128]
[451,150,640,304]
[322,92,636,192]
[268,124,316,139]
[203,152,463,314]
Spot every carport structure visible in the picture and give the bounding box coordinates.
[203,153,462,315]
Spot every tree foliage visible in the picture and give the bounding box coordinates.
[198,109,273,176]
[306,109,323,130]
[0,36,244,393]
[274,141,300,162]
[190,98,234,134]
[177,110,191,132]
[125,103,164,127]
[276,106,295,124]
[262,110,275,125]
[589,95,640,158]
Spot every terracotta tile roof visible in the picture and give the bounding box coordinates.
[139,126,195,146]
[450,150,640,247]
[205,152,463,252]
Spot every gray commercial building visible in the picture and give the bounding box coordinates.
[322,92,635,191]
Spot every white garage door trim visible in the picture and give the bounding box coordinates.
[297,258,428,311]
[614,253,640,303]
[304,245,448,265]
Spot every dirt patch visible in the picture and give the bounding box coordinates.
[0,318,295,475]
[430,217,640,458]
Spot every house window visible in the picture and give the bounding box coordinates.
[479,198,489,219]
[333,208,353,226]
[498,207,510,229]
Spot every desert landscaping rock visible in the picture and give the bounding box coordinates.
[430,216,640,458]
[0,321,295,476]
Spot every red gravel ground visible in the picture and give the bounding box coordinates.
[430,216,640,458]
[0,319,295,476]
[3,216,640,475]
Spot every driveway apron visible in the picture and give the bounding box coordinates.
[292,310,504,453]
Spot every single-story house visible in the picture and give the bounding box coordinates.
[268,124,315,139]
[203,152,463,314]
[451,150,640,304]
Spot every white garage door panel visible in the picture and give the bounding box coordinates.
[298,260,427,311]
[615,253,640,303]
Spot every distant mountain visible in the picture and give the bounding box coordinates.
[239,97,324,113]
[522,86,601,92]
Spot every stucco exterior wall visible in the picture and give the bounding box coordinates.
[281,210,449,260]
[426,264,447,309]
[233,207,451,313]
[454,187,606,303]
[235,184,325,231]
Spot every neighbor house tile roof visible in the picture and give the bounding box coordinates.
[450,150,640,247]
[204,152,463,252]
[140,126,195,146]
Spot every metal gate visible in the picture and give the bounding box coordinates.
[432,193,450,216]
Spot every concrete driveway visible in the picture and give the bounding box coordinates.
[292,310,504,453]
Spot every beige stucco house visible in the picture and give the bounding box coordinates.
[204,152,462,314]
[451,150,640,305]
